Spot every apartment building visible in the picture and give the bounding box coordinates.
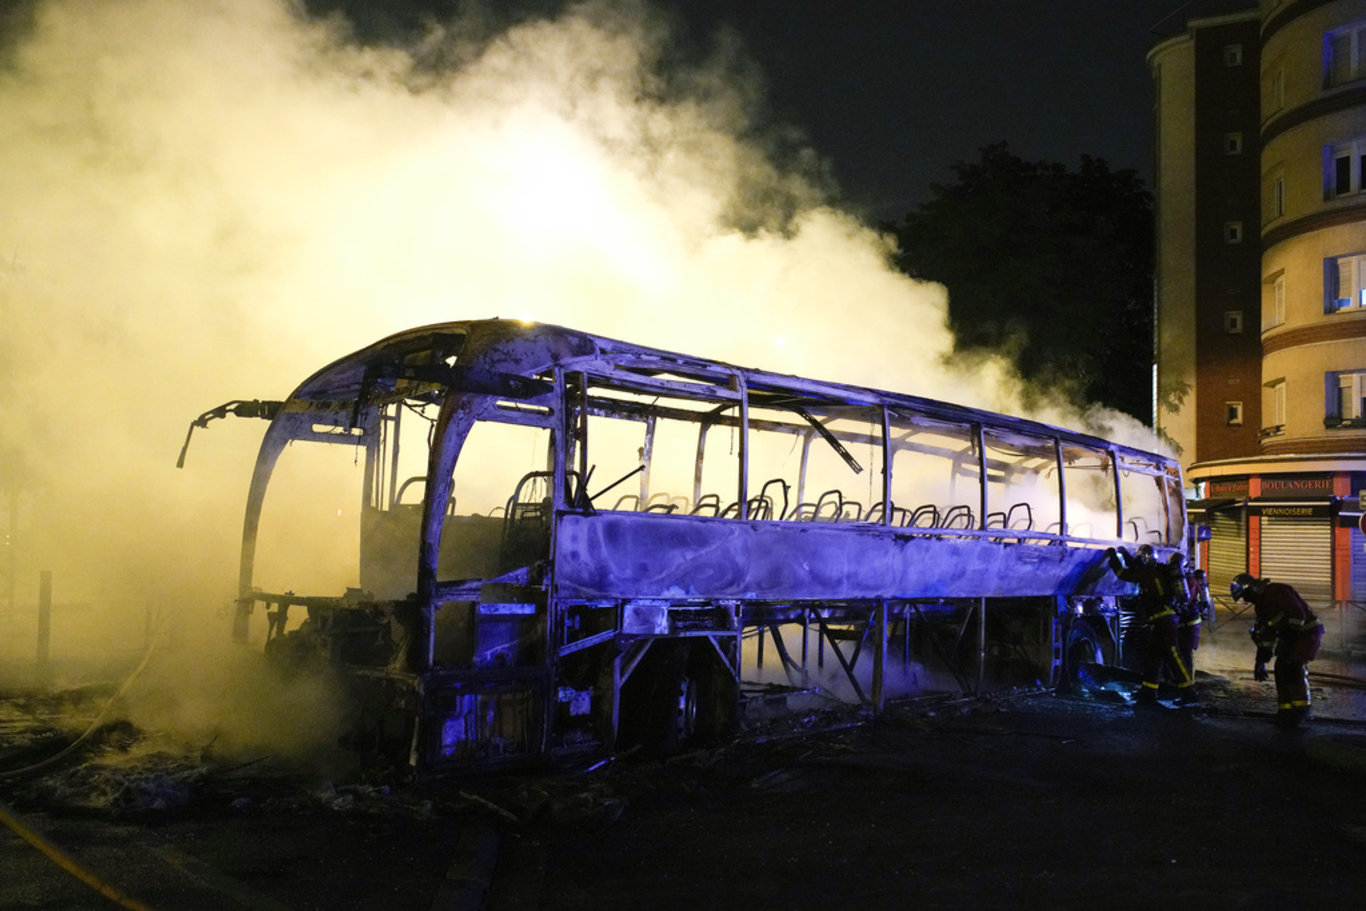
[1151,0,1366,614]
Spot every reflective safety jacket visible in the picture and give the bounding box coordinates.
[1108,549,1175,620]
[1250,582,1323,650]
[1166,562,1192,605]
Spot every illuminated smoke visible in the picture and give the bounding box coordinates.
[0,1,1158,721]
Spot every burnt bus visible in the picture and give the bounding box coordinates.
[183,319,1187,773]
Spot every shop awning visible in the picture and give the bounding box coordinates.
[1185,497,1242,514]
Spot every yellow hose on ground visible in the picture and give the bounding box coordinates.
[0,796,156,911]
[0,621,162,780]
[0,621,169,906]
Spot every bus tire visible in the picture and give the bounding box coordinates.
[657,645,700,754]
[639,642,736,756]
[615,643,692,755]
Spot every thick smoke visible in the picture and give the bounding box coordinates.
[0,1,1158,748]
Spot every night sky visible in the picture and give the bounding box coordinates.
[305,0,1247,223]
[668,0,1193,221]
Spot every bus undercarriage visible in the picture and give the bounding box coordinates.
[248,585,1127,773]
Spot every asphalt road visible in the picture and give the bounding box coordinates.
[3,638,1366,910]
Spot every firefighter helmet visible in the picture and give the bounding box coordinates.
[1136,544,1156,564]
[1229,573,1263,602]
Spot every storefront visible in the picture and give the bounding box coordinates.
[1185,461,1366,611]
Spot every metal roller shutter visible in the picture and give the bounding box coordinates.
[1206,510,1246,600]
[1351,525,1366,602]
[1260,515,1333,609]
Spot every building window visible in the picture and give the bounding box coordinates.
[1224,221,1244,244]
[1261,380,1286,437]
[1326,23,1366,87]
[1270,274,1286,329]
[1326,138,1366,197]
[1226,402,1244,426]
[1326,370,1366,427]
[1224,44,1243,67]
[1224,310,1244,334]
[1266,169,1286,219]
[1225,132,1243,155]
[1325,253,1366,311]
[1271,69,1285,111]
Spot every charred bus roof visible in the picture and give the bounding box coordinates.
[271,318,1174,474]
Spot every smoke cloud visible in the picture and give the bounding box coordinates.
[0,0,1158,736]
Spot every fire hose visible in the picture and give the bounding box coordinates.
[0,796,156,911]
[0,626,160,781]
[1307,670,1366,689]
[0,624,164,909]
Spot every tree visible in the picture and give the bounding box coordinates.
[891,143,1154,422]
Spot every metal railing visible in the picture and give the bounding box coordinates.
[1209,594,1366,651]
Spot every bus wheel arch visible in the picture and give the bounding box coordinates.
[1058,614,1110,694]
[619,639,737,755]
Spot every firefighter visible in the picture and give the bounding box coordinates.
[1166,555,1206,684]
[1106,544,1196,705]
[1180,567,1211,677]
[1229,573,1324,728]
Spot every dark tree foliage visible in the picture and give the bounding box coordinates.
[892,143,1154,422]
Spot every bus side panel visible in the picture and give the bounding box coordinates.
[552,513,1136,602]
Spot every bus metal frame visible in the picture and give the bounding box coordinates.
[190,319,1187,774]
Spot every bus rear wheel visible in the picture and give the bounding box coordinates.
[661,654,701,754]
[621,642,734,756]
